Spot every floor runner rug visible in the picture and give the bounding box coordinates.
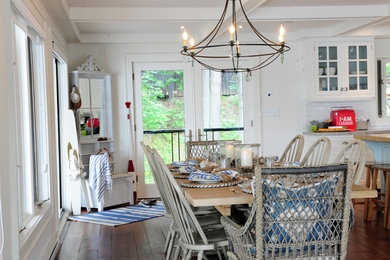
[68,202,165,226]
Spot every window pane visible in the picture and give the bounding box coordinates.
[329,77,338,91]
[349,77,357,90]
[359,76,368,90]
[329,62,337,76]
[359,46,367,59]
[318,47,327,60]
[141,70,185,184]
[359,61,367,74]
[386,62,390,116]
[329,47,337,60]
[349,61,357,75]
[349,46,357,59]
[202,71,243,141]
[319,78,328,91]
[319,62,327,76]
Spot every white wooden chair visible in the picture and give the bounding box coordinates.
[141,142,176,258]
[222,164,354,259]
[333,140,367,184]
[279,134,304,163]
[152,148,229,260]
[301,137,331,166]
[142,143,223,259]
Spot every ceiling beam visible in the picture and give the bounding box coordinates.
[69,5,389,23]
[69,7,222,22]
[80,33,178,43]
[249,5,389,21]
[332,17,390,36]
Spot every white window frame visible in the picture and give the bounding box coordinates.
[12,10,51,242]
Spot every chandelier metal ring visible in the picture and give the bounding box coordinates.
[180,0,291,73]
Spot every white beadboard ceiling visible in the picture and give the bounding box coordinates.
[42,0,390,43]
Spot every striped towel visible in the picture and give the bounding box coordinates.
[89,153,112,204]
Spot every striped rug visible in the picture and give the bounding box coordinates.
[68,202,165,226]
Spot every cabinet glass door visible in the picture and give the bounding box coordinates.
[318,46,338,92]
[348,45,368,90]
[79,77,106,139]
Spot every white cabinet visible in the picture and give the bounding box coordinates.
[305,38,375,101]
[70,56,115,174]
[303,134,354,162]
[70,56,133,209]
[79,139,115,174]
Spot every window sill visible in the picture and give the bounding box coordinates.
[19,202,51,246]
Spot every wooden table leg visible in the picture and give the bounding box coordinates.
[215,205,231,216]
[364,167,372,220]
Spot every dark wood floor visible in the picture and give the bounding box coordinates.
[56,204,390,260]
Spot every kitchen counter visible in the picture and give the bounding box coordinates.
[304,130,390,136]
[354,133,390,143]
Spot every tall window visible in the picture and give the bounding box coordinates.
[202,70,244,141]
[14,21,49,229]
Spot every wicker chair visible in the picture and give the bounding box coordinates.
[221,163,354,259]
[279,134,304,163]
[152,148,228,259]
[186,140,241,160]
[301,137,331,166]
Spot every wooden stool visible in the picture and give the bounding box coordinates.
[371,163,390,228]
[364,161,377,221]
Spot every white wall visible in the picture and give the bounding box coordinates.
[259,40,306,157]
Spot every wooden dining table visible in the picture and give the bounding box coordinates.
[178,179,377,216]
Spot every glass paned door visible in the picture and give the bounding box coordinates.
[317,45,338,92]
[348,45,368,91]
[134,62,193,198]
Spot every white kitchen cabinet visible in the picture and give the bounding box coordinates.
[305,38,375,101]
[303,134,354,162]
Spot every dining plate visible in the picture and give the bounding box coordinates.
[188,172,222,183]
[171,160,199,167]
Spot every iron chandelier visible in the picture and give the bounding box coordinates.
[180,0,290,74]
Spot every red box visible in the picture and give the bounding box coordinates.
[331,108,356,130]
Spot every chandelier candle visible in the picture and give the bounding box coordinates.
[182,30,188,47]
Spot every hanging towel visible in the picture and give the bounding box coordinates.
[89,153,112,204]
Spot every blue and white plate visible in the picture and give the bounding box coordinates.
[216,170,239,180]
[171,160,200,167]
[178,166,206,174]
[188,172,222,183]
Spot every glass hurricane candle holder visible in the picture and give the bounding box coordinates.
[234,144,258,175]
[219,140,241,167]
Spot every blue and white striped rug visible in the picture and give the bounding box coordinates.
[68,202,165,226]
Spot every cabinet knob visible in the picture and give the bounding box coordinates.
[342,141,348,145]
